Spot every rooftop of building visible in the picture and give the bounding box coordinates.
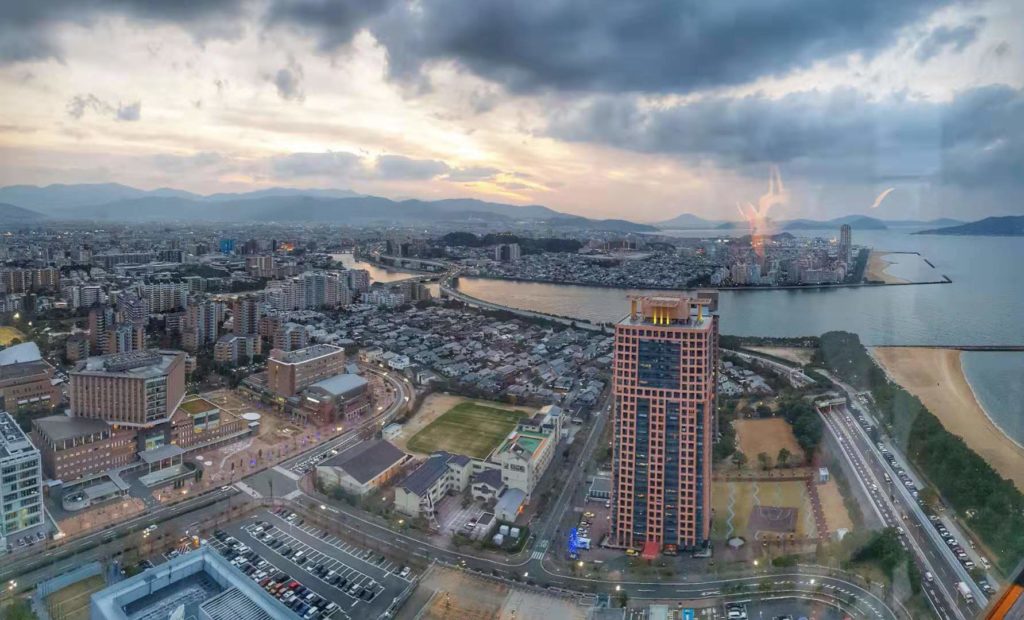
[321,439,408,484]
[33,414,110,442]
[178,396,219,416]
[76,349,180,378]
[617,294,718,330]
[90,547,291,620]
[0,341,42,366]
[399,451,468,496]
[306,373,368,398]
[0,358,51,382]
[495,430,548,460]
[271,343,343,365]
[0,411,37,458]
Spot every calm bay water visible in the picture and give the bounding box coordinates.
[456,229,1024,442]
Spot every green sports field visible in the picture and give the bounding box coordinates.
[406,401,524,458]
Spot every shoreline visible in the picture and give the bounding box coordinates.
[865,250,909,284]
[873,346,1024,492]
[459,272,950,292]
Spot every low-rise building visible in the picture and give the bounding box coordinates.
[315,439,411,496]
[394,451,473,518]
[491,428,555,500]
[32,415,135,482]
[297,372,371,424]
[0,342,61,412]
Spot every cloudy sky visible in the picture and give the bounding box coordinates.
[0,0,1021,222]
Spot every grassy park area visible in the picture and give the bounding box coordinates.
[406,401,524,458]
[0,326,27,346]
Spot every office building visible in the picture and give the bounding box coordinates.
[69,350,186,427]
[611,294,718,555]
[0,411,45,548]
[266,344,346,398]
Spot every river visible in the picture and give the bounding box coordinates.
[455,228,1024,444]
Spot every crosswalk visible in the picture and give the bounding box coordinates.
[530,549,546,560]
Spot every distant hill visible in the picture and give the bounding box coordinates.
[656,213,727,229]
[0,183,653,232]
[0,202,46,226]
[884,217,964,228]
[916,216,1024,236]
[715,215,888,231]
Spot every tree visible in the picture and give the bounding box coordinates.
[757,452,772,471]
[777,448,791,468]
[1,600,36,620]
[732,451,748,470]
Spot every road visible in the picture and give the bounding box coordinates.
[819,370,987,612]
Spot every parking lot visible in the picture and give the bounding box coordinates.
[208,508,415,619]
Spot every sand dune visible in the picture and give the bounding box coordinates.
[873,347,1024,492]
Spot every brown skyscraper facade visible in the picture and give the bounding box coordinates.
[611,294,718,554]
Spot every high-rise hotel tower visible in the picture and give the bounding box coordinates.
[611,294,718,555]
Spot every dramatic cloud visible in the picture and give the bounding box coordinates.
[269,0,960,94]
[0,0,247,64]
[550,85,1024,188]
[915,18,985,62]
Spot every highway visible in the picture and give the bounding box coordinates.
[821,371,988,609]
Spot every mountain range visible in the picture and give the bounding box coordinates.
[0,183,655,232]
[656,212,965,231]
[916,215,1024,236]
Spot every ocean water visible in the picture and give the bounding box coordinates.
[961,351,1024,446]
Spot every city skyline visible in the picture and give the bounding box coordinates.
[0,1,1022,222]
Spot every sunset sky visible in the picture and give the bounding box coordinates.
[0,0,1021,222]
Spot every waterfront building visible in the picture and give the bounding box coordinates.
[611,294,718,555]
[839,224,852,264]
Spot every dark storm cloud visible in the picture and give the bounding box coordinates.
[0,0,246,64]
[264,0,398,52]
[915,18,985,63]
[550,85,1024,188]
[268,0,956,94]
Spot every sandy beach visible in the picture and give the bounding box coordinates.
[873,347,1024,492]
[866,251,909,284]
